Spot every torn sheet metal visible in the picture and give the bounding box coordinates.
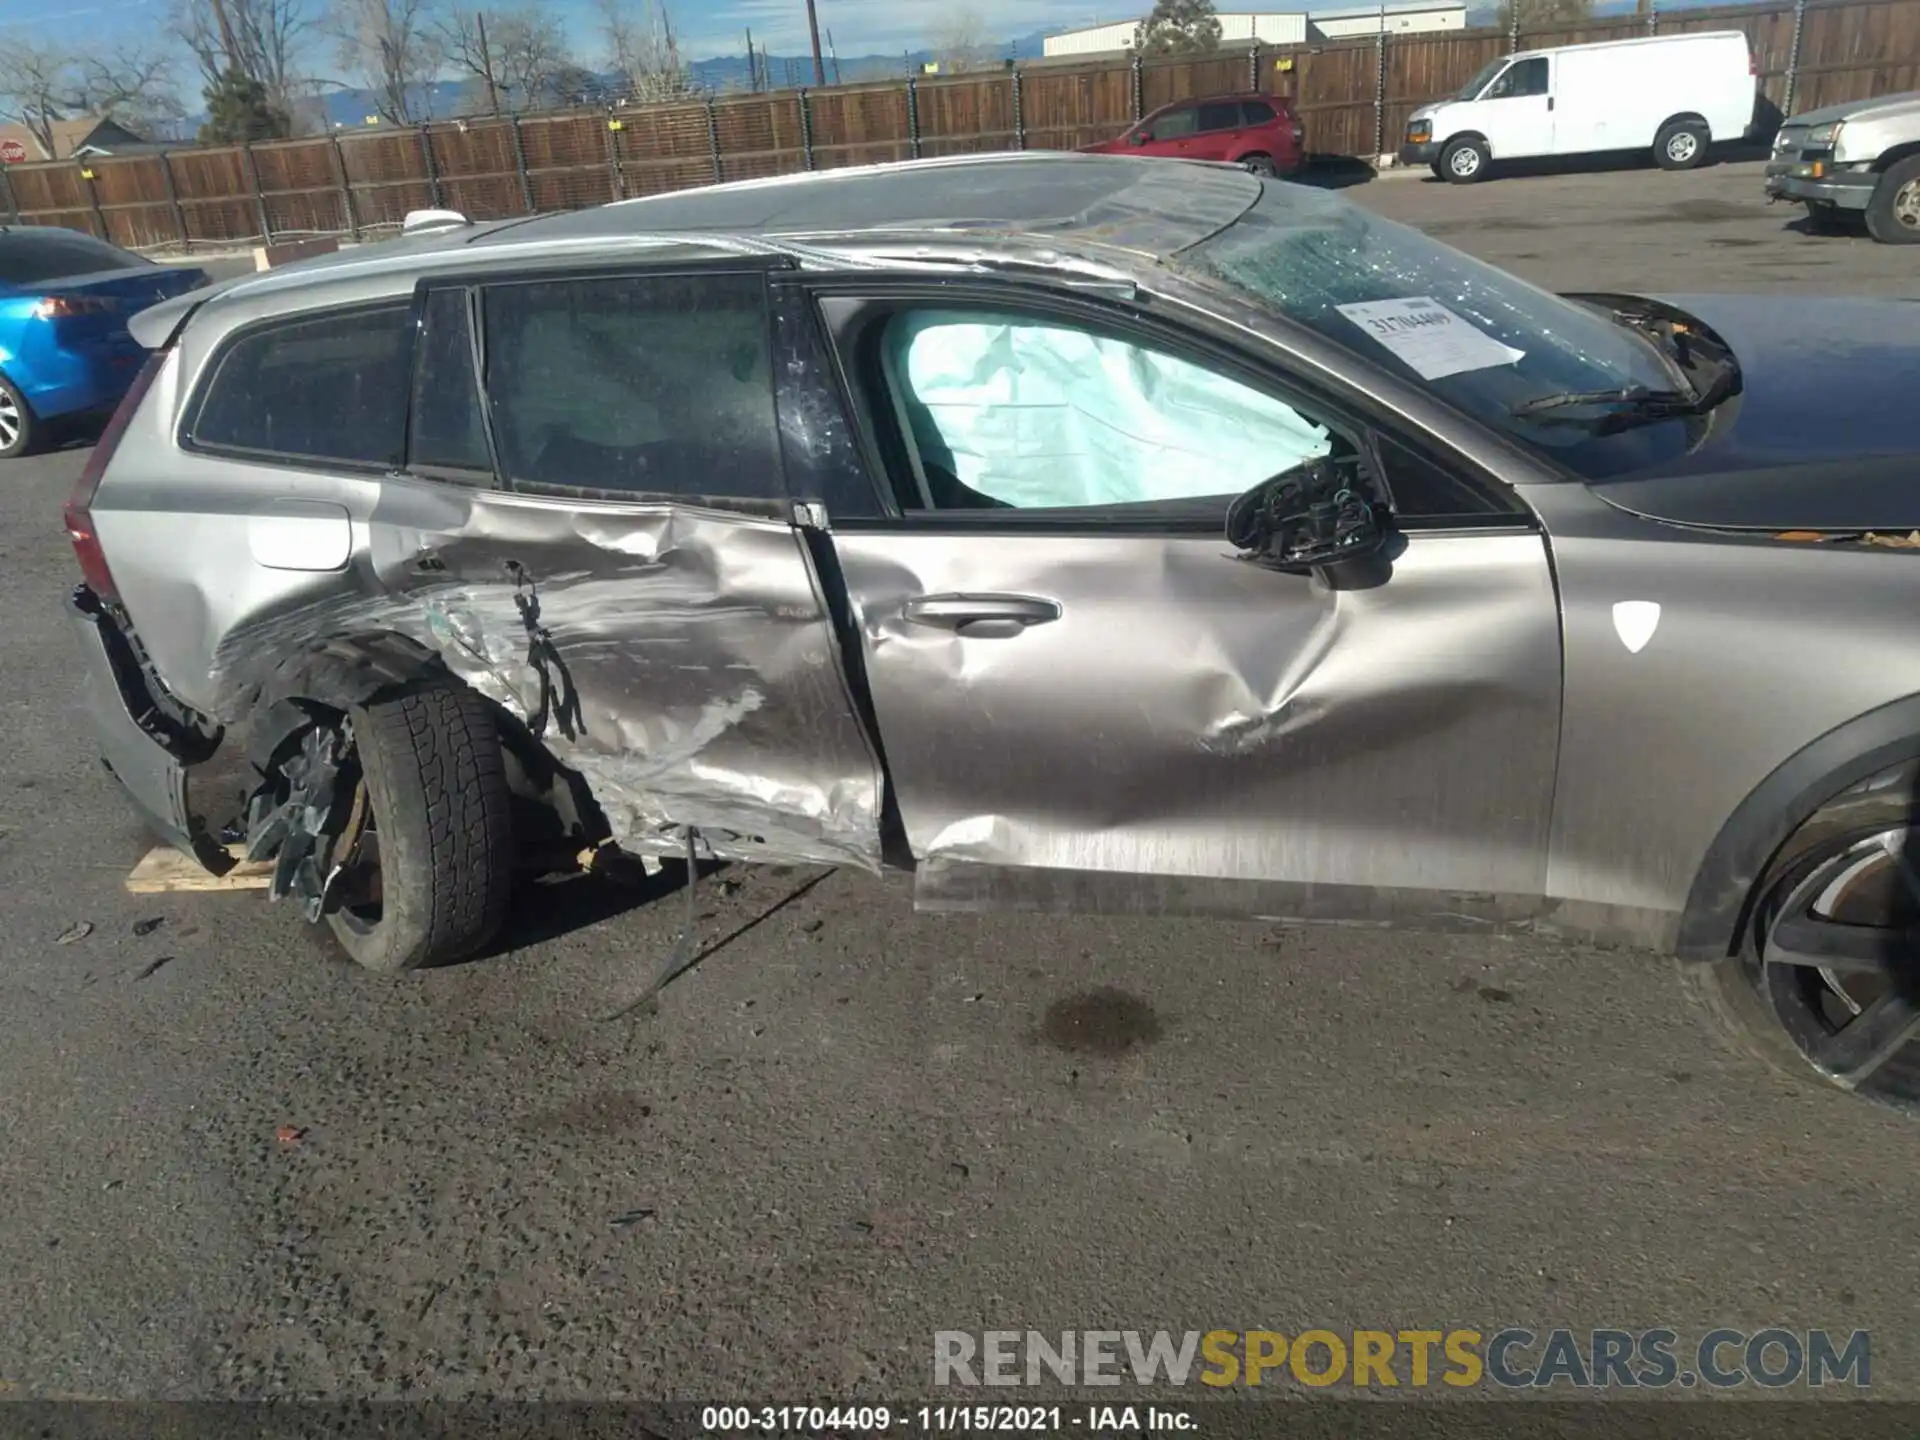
[830,526,1563,917]
[205,493,886,872]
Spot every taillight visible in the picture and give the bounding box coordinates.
[65,347,164,603]
[33,295,120,318]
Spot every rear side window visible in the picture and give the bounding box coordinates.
[1241,100,1277,125]
[1198,101,1243,132]
[190,303,412,466]
[480,271,781,499]
[409,287,491,475]
[0,229,148,285]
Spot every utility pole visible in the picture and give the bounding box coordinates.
[826,27,841,84]
[745,26,758,89]
[476,10,500,114]
[804,0,825,86]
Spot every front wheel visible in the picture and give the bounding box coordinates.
[1439,137,1488,184]
[1683,811,1920,1112]
[1654,119,1709,170]
[323,682,514,972]
[1865,155,1920,244]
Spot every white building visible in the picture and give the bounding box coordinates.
[1040,4,1466,58]
[1307,2,1467,39]
[1043,12,1310,58]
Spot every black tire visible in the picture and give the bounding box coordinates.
[1681,795,1920,1113]
[1864,155,1920,245]
[1239,152,1277,177]
[1438,136,1488,184]
[0,374,41,460]
[325,682,513,972]
[1653,119,1709,170]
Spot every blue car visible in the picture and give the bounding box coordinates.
[0,227,208,458]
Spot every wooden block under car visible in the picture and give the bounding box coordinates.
[125,845,273,893]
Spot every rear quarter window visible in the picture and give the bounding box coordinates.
[188,303,413,467]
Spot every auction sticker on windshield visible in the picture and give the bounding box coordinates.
[1336,297,1525,380]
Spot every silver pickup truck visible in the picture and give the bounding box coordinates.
[1765,89,1920,243]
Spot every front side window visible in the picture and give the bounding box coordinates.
[481,271,781,498]
[1487,57,1549,99]
[191,303,412,465]
[1149,107,1199,140]
[875,309,1332,513]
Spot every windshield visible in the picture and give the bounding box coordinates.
[1456,58,1505,101]
[1178,182,1699,479]
[0,229,148,286]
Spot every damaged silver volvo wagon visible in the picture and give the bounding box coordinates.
[64,153,1920,1106]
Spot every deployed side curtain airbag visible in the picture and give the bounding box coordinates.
[890,311,1332,509]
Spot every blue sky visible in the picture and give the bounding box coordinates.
[0,0,1124,60]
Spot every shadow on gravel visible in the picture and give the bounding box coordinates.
[1298,154,1378,189]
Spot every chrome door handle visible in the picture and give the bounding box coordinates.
[901,593,1061,638]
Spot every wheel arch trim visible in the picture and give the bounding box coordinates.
[1677,691,1920,961]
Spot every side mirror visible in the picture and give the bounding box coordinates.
[1225,456,1392,590]
[1129,130,1152,145]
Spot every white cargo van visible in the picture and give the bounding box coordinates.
[1400,30,1757,182]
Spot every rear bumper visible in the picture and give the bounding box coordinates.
[1764,160,1877,210]
[68,586,227,867]
[9,342,147,421]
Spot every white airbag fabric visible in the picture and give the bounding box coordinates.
[890,312,1331,509]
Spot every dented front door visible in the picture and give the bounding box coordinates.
[830,525,1564,922]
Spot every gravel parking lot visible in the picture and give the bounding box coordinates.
[4,157,1918,1409]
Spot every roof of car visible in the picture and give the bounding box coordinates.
[476,153,1263,260]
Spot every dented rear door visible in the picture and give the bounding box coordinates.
[361,266,887,870]
[813,286,1564,923]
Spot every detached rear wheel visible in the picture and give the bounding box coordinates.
[325,683,513,972]
[1685,816,1920,1109]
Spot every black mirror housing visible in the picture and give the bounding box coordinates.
[1226,456,1391,589]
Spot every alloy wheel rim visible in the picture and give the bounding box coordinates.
[1756,827,1920,1091]
[1668,132,1699,162]
[1450,148,1479,176]
[1893,179,1920,230]
[0,390,18,450]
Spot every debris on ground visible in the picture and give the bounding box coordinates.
[274,1125,306,1146]
[1863,531,1920,549]
[131,917,164,937]
[610,1208,655,1227]
[131,955,174,981]
[54,922,93,945]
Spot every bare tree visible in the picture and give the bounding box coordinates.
[437,1,573,113]
[329,0,442,123]
[597,0,696,103]
[0,40,185,157]
[172,0,318,125]
[930,6,992,74]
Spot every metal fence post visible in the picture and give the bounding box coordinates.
[508,117,534,213]
[1131,51,1144,120]
[799,88,815,170]
[1011,67,1025,149]
[78,162,108,239]
[705,97,723,183]
[157,151,188,250]
[238,144,271,242]
[1248,42,1261,91]
[1509,6,1521,52]
[1374,27,1388,159]
[1782,0,1808,117]
[0,165,17,227]
[418,124,443,208]
[603,111,626,200]
[1646,0,1658,33]
[329,133,362,239]
[906,76,922,160]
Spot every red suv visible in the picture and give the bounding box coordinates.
[1079,94,1307,176]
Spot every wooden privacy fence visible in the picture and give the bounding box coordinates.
[2,0,1915,253]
